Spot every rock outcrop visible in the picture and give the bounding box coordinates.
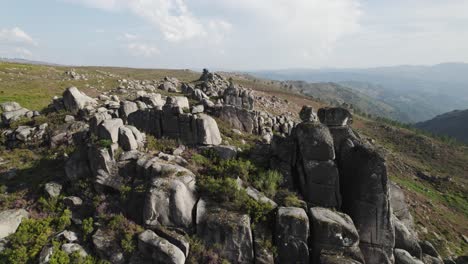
[275,207,309,264]
[62,86,97,115]
[196,199,254,264]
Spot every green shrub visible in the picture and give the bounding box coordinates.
[197,176,241,203]
[97,139,113,148]
[252,170,283,198]
[276,189,306,208]
[0,218,53,263]
[49,241,70,264]
[121,233,136,254]
[82,217,94,241]
[56,209,72,230]
[211,159,256,182]
[146,135,178,152]
[186,237,228,264]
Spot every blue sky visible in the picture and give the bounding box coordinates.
[1,0,468,70]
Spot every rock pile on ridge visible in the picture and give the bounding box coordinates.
[0,69,461,264]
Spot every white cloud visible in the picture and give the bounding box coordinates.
[64,0,361,68]
[0,27,37,46]
[127,42,160,57]
[123,33,138,40]
[14,47,33,57]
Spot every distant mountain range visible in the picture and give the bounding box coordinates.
[251,63,468,123]
[0,57,62,66]
[415,109,468,143]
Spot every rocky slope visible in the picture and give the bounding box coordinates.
[0,63,466,264]
[415,109,468,144]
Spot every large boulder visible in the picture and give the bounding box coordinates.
[292,122,335,161]
[292,122,340,207]
[223,84,254,110]
[419,241,441,259]
[0,102,22,112]
[62,87,97,115]
[195,113,222,145]
[296,160,341,207]
[318,107,353,127]
[299,105,318,122]
[0,209,29,239]
[275,207,309,264]
[218,105,258,134]
[196,200,254,264]
[119,126,138,151]
[143,171,197,230]
[339,140,395,264]
[394,217,422,259]
[98,118,124,143]
[139,158,196,227]
[309,207,364,263]
[390,182,416,235]
[394,249,424,264]
[138,230,185,264]
[1,108,29,125]
[119,101,138,122]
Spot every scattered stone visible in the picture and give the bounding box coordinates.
[98,118,124,143]
[138,230,185,264]
[93,228,125,264]
[44,182,62,198]
[64,115,75,123]
[61,243,88,257]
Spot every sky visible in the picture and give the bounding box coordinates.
[0,0,468,70]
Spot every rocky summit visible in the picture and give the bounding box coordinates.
[0,66,466,264]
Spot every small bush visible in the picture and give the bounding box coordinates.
[211,159,256,182]
[146,135,178,152]
[0,218,53,263]
[55,209,72,230]
[186,237,229,264]
[252,170,283,198]
[97,139,113,148]
[49,241,70,264]
[82,217,94,241]
[276,189,306,208]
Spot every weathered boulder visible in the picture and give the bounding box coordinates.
[0,209,29,239]
[275,207,309,264]
[218,105,257,134]
[195,113,222,145]
[138,230,185,264]
[318,107,353,127]
[61,243,88,257]
[292,122,340,207]
[98,118,124,143]
[39,246,54,264]
[88,147,122,191]
[142,161,196,230]
[196,200,254,263]
[293,122,335,161]
[57,230,78,243]
[138,93,165,108]
[119,126,138,151]
[223,84,254,110]
[419,241,441,259]
[1,108,29,125]
[245,186,277,208]
[166,96,189,110]
[0,102,22,112]
[119,101,138,122]
[394,217,422,258]
[296,160,341,207]
[44,182,62,198]
[423,254,444,264]
[394,249,424,264]
[309,207,364,263]
[62,87,97,115]
[390,182,417,236]
[299,105,317,122]
[92,228,125,264]
[339,140,395,264]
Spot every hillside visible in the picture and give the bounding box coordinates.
[0,62,467,263]
[415,109,468,144]
[251,63,468,122]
